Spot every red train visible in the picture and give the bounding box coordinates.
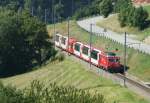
[55,33,122,71]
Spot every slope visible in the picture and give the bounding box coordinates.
[0,58,149,103]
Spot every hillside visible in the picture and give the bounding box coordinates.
[47,21,150,82]
[0,58,149,103]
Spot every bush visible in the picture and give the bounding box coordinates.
[55,52,65,61]
[0,81,106,103]
[117,0,149,30]
[0,9,57,77]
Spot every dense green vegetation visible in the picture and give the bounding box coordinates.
[47,21,150,82]
[117,0,149,30]
[0,0,92,22]
[0,80,105,103]
[99,0,113,18]
[0,0,148,30]
[1,58,149,103]
[0,9,56,77]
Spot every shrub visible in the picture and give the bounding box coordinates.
[0,81,106,103]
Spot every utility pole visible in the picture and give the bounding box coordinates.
[90,24,93,69]
[124,32,127,87]
[31,7,34,16]
[67,17,70,56]
[52,0,56,46]
[45,9,47,24]
[71,0,74,16]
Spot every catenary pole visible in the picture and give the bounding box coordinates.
[67,17,70,56]
[124,32,127,87]
[90,24,93,69]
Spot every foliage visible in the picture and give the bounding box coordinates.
[73,0,101,20]
[0,9,56,77]
[133,7,149,29]
[0,82,24,103]
[0,0,92,22]
[0,81,105,103]
[114,0,132,13]
[118,3,148,29]
[54,1,64,22]
[99,0,113,18]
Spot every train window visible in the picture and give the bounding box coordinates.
[106,52,116,56]
[91,50,98,60]
[82,46,89,55]
[75,43,80,52]
[61,37,66,45]
[56,35,59,42]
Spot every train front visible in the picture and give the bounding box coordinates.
[106,52,122,72]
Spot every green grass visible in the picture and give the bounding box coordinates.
[144,5,150,15]
[47,21,150,82]
[97,14,150,41]
[0,58,149,103]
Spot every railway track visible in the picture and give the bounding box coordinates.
[59,48,150,101]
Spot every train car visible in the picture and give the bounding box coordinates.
[55,33,121,71]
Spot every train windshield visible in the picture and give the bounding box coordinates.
[106,52,116,56]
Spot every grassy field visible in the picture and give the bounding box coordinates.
[0,58,149,103]
[97,14,150,41]
[47,21,150,82]
[144,5,150,15]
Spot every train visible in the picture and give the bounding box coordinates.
[55,33,122,71]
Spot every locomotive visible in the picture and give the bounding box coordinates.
[55,33,122,71]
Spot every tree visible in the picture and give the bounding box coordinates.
[99,0,113,18]
[132,6,148,30]
[0,9,56,77]
[114,0,132,13]
[54,1,64,22]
